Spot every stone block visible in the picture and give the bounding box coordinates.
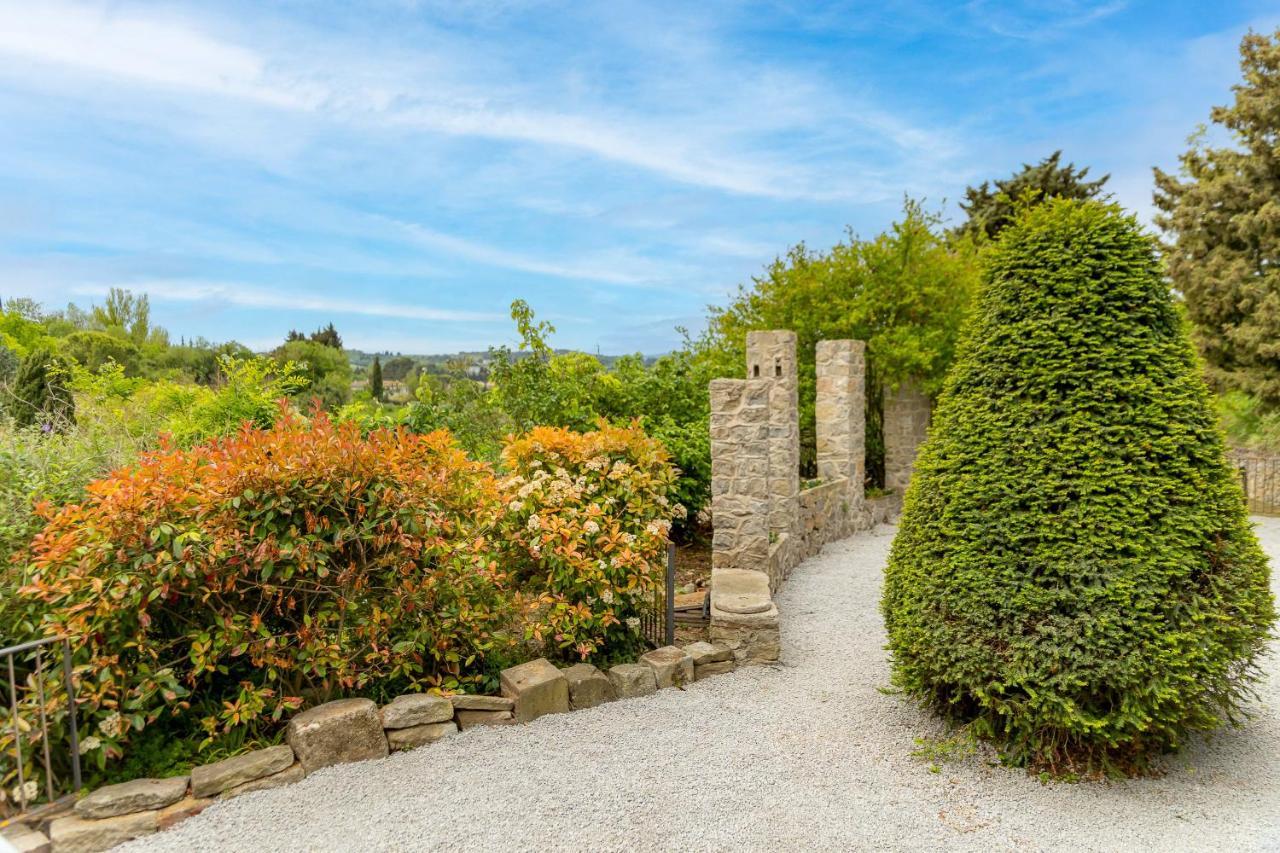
[455,710,515,730]
[74,776,188,819]
[380,694,454,729]
[606,663,657,699]
[191,744,294,798]
[49,811,156,853]
[449,694,514,712]
[695,660,736,680]
[220,762,305,799]
[640,646,694,688]
[1,825,49,853]
[387,721,458,751]
[500,657,570,723]
[561,663,615,710]
[286,698,388,774]
[683,641,732,666]
[156,797,214,830]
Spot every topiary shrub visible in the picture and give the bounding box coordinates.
[882,199,1276,775]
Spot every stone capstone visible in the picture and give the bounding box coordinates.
[49,811,157,853]
[73,776,188,819]
[682,641,732,666]
[286,698,388,774]
[190,744,294,798]
[500,658,570,723]
[387,721,458,751]
[455,710,515,730]
[606,663,657,699]
[220,762,305,799]
[380,694,454,729]
[711,568,772,615]
[560,663,615,710]
[449,695,514,712]
[640,646,694,688]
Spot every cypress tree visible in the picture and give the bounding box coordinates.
[883,200,1275,774]
[370,355,384,401]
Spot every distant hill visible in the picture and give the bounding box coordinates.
[344,348,660,373]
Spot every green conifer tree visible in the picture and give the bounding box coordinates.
[883,200,1275,774]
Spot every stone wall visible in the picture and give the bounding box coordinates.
[710,332,882,665]
[883,379,930,496]
[709,378,772,572]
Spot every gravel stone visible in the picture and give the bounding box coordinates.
[118,521,1280,852]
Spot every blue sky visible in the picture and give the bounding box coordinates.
[1,1,1276,354]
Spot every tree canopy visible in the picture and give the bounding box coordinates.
[956,151,1109,241]
[1154,28,1280,406]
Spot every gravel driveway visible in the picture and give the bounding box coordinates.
[121,520,1280,853]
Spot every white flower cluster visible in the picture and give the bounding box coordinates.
[10,780,37,804]
[79,735,102,755]
[98,712,124,738]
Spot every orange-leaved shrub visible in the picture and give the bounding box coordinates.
[13,414,682,782]
[499,421,683,663]
[20,410,518,758]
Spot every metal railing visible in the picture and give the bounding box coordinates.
[1,636,81,818]
[640,542,677,649]
[1231,450,1280,516]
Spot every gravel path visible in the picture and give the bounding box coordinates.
[121,520,1280,853]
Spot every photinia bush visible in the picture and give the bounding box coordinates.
[499,421,683,663]
[20,410,518,759]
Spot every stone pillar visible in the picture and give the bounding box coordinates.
[883,378,930,495]
[814,340,866,499]
[709,378,771,571]
[745,331,799,540]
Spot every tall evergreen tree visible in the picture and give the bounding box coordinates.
[956,151,1108,240]
[883,200,1274,774]
[369,355,384,401]
[1154,29,1280,405]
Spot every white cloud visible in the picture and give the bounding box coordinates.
[69,280,500,323]
[0,0,955,203]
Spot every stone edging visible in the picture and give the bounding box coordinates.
[6,642,739,853]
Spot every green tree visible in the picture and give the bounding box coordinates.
[956,151,1109,241]
[61,330,142,376]
[1154,29,1280,405]
[381,355,417,382]
[9,348,75,429]
[273,339,352,409]
[883,200,1275,774]
[369,355,384,401]
[692,201,980,480]
[90,288,152,345]
[308,323,343,350]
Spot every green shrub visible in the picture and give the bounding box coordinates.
[9,348,75,429]
[882,200,1276,775]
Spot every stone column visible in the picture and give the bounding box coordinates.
[814,340,866,500]
[709,378,771,571]
[883,378,930,495]
[744,331,799,541]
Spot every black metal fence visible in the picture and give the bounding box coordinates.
[1231,450,1280,516]
[1,636,81,820]
[640,542,677,649]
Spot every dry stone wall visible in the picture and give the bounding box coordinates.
[883,379,931,496]
[710,332,891,665]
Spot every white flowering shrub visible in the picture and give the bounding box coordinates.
[499,421,683,662]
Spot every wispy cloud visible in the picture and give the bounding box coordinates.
[69,281,500,323]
